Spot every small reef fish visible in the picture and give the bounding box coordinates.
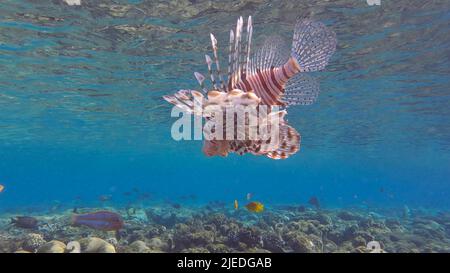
[246,193,252,200]
[72,211,124,231]
[234,199,239,210]
[379,187,395,199]
[245,201,264,213]
[205,201,226,211]
[126,206,137,217]
[138,192,152,200]
[99,194,112,202]
[278,205,305,212]
[0,184,4,193]
[163,16,336,160]
[208,200,226,207]
[179,194,198,201]
[308,196,320,209]
[11,216,39,229]
[50,202,62,212]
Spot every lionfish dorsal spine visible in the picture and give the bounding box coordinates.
[210,34,226,91]
[205,54,218,90]
[225,16,253,90]
[232,16,243,88]
[227,29,234,91]
[239,17,248,78]
[194,72,208,93]
[245,16,253,76]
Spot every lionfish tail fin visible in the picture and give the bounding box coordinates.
[283,73,320,106]
[267,124,301,160]
[291,19,337,72]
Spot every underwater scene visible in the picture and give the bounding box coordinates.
[0,0,449,254]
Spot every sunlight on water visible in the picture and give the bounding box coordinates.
[0,0,448,152]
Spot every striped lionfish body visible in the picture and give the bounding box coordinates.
[164,16,337,159]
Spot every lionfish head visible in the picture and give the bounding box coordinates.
[202,140,230,157]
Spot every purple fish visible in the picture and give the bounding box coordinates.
[72,211,123,231]
[11,216,39,229]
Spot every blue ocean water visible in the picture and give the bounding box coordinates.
[0,0,449,214]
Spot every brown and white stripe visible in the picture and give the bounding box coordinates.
[233,57,301,105]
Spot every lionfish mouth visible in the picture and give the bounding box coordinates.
[164,16,337,160]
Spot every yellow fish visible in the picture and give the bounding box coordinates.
[234,199,239,210]
[245,201,264,213]
[0,184,4,193]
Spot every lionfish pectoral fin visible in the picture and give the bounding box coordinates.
[283,73,320,106]
[291,19,337,72]
[237,35,291,105]
[249,35,289,74]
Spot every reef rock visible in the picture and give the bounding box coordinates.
[206,243,231,253]
[284,231,321,253]
[22,233,46,252]
[173,223,215,250]
[79,237,116,253]
[338,211,364,222]
[180,247,210,253]
[147,237,168,251]
[14,250,32,253]
[128,240,150,253]
[37,240,66,253]
[262,232,286,253]
[66,241,81,253]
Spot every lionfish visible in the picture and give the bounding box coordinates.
[164,16,336,159]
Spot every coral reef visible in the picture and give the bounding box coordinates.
[1,205,450,253]
[22,233,46,252]
[37,240,66,253]
[79,237,116,253]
